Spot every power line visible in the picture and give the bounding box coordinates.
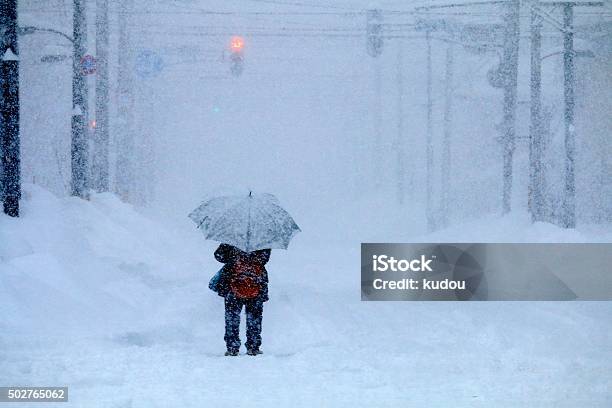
[177,25,364,32]
[118,9,364,16]
[22,7,611,19]
[415,1,508,11]
[138,30,364,38]
[241,0,360,11]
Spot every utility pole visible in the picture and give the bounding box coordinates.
[529,1,601,227]
[529,4,544,223]
[441,43,454,229]
[425,30,434,230]
[115,0,134,202]
[561,3,576,228]
[366,8,384,189]
[551,0,603,227]
[0,0,20,217]
[501,0,520,214]
[71,0,89,198]
[373,57,382,189]
[395,40,405,205]
[92,0,110,192]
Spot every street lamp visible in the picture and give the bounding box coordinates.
[18,26,73,44]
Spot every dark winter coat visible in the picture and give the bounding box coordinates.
[214,243,271,302]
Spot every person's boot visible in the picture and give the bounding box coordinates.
[225,349,239,356]
[246,348,263,356]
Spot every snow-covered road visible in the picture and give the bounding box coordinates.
[1,186,611,407]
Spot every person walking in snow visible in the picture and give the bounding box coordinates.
[189,192,299,356]
[212,243,271,356]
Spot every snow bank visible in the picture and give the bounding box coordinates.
[0,184,212,335]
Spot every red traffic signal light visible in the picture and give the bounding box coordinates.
[228,36,245,76]
[230,36,244,53]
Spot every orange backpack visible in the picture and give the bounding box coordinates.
[229,257,264,299]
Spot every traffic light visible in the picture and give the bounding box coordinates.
[230,36,244,52]
[229,36,244,77]
[366,9,383,58]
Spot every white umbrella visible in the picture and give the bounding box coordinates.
[189,192,300,252]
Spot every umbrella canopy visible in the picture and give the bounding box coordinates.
[189,192,301,253]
